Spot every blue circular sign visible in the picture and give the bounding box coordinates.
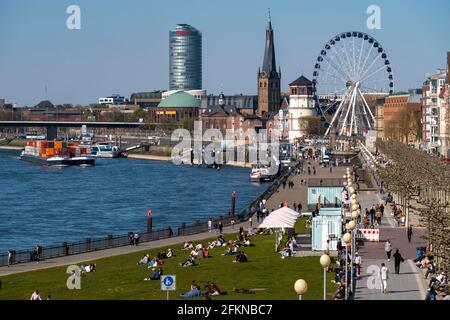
[164,276,173,286]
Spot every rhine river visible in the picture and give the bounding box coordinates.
[0,150,266,252]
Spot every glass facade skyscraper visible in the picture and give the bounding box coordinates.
[169,24,202,90]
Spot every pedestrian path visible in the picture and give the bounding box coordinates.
[355,191,428,300]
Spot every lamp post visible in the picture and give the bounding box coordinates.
[320,254,331,300]
[347,220,356,298]
[342,232,352,300]
[294,279,308,300]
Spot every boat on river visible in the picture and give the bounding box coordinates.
[20,139,95,167]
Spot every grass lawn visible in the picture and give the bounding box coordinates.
[295,217,311,235]
[0,233,335,300]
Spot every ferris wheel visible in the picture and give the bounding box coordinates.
[312,31,394,136]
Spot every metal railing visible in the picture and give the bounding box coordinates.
[0,166,294,267]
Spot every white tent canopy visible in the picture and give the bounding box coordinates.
[258,206,300,229]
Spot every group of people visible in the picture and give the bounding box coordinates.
[128,232,140,246]
[279,237,298,258]
[416,254,449,300]
[179,280,224,299]
[362,204,384,228]
[137,249,174,280]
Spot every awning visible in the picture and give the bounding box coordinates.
[258,206,300,229]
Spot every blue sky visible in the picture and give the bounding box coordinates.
[0,0,449,106]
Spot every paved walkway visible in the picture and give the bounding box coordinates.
[354,190,428,300]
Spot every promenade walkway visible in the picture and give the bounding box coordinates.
[355,190,428,300]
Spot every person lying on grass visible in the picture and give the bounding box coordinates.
[137,254,150,265]
[179,286,202,298]
[182,241,193,250]
[80,263,96,273]
[179,255,196,267]
[233,251,248,263]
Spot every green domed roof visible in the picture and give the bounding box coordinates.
[158,91,200,108]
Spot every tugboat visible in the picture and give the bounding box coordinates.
[20,139,95,167]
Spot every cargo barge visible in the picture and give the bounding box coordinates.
[20,140,95,167]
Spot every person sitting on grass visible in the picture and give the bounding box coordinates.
[182,241,193,250]
[179,255,196,267]
[233,251,248,263]
[166,248,174,258]
[144,267,163,281]
[224,244,239,256]
[332,283,345,300]
[205,282,222,296]
[242,238,254,247]
[137,254,150,265]
[208,239,221,249]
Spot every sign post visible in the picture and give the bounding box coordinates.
[161,275,176,300]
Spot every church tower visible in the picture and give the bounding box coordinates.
[257,11,281,115]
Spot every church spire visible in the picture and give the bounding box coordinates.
[262,9,277,75]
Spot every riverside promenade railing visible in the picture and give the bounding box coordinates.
[0,166,293,267]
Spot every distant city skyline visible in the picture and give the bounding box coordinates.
[0,0,449,106]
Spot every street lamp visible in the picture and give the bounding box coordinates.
[351,210,359,220]
[351,203,359,211]
[351,194,357,200]
[347,221,357,299]
[342,232,352,300]
[320,254,331,300]
[349,187,355,195]
[294,279,308,300]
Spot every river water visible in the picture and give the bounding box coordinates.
[0,150,265,252]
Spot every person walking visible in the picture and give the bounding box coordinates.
[385,240,392,261]
[249,217,253,228]
[8,249,13,267]
[231,218,235,230]
[218,221,223,234]
[407,226,413,243]
[35,244,42,264]
[354,252,362,278]
[207,218,212,233]
[393,249,404,274]
[133,232,140,246]
[379,263,389,294]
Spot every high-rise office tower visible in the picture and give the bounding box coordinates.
[169,24,202,90]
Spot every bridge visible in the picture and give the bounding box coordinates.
[0,121,154,140]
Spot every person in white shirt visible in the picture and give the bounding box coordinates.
[30,290,42,300]
[385,240,392,261]
[354,252,362,277]
[379,263,389,293]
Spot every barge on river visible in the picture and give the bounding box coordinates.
[20,140,95,167]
